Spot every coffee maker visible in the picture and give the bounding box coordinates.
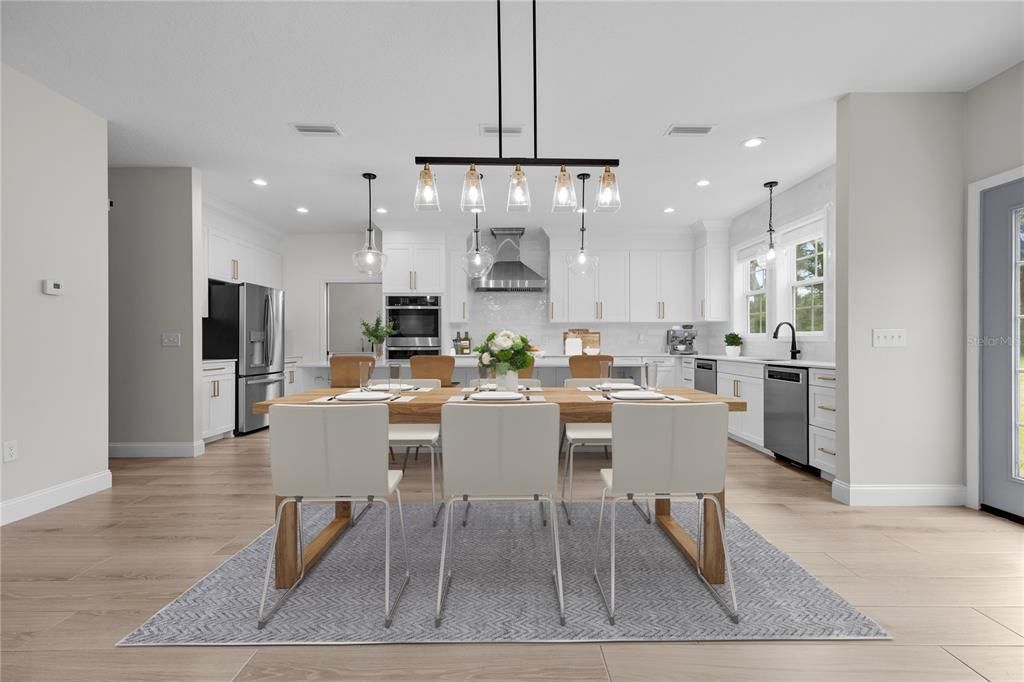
[667,325,697,355]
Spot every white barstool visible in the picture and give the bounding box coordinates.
[385,378,444,525]
[435,401,566,627]
[592,401,739,625]
[559,378,638,525]
[259,403,409,629]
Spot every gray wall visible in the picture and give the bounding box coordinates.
[108,167,203,455]
[965,62,1024,184]
[1,65,109,505]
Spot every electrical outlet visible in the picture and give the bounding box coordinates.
[3,440,17,463]
[160,332,182,347]
[872,328,907,347]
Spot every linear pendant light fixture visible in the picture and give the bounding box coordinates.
[764,180,779,262]
[353,172,387,276]
[413,0,619,213]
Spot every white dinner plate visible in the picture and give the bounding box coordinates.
[331,391,395,402]
[595,382,641,390]
[366,383,416,391]
[610,390,668,400]
[477,383,530,391]
[469,391,525,401]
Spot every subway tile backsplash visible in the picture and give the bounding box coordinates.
[449,291,728,355]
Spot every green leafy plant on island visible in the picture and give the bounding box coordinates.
[473,330,534,372]
[360,313,395,347]
[724,332,743,347]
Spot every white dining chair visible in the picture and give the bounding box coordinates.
[385,378,444,525]
[259,403,409,629]
[435,402,566,627]
[591,401,739,625]
[468,377,542,388]
[558,377,638,525]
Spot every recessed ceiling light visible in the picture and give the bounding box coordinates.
[696,179,711,188]
[296,206,309,214]
[663,207,675,214]
[743,137,766,148]
[375,207,388,214]
[251,177,268,186]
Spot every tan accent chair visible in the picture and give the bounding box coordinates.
[568,354,614,378]
[330,355,376,388]
[410,355,456,387]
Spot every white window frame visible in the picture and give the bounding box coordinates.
[743,257,768,336]
[731,206,834,343]
[790,236,827,336]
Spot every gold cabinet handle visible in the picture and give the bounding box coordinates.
[550,301,555,319]
[413,271,417,290]
[733,379,740,397]
[212,379,220,397]
[595,302,600,319]
[204,366,226,372]
[288,370,295,384]
[700,299,705,319]
[599,301,603,319]
[462,301,467,320]
[817,447,836,456]
[818,376,837,381]
[231,259,239,280]
[409,271,414,290]
[818,405,837,412]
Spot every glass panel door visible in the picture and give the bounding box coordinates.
[1016,207,1024,481]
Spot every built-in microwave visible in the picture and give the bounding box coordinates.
[385,295,441,359]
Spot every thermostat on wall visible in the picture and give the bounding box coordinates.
[42,279,64,296]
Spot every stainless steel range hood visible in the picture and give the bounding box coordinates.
[473,227,547,292]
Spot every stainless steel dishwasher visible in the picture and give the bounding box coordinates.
[763,365,809,465]
[694,359,717,393]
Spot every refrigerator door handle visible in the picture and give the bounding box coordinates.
[245,374,284,386]
[265,291,275,368]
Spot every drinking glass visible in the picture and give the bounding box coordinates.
[388,362,401,392]
[599,360,612,380]
[359,361,372,390]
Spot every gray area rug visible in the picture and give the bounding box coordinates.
[119,501,887,645]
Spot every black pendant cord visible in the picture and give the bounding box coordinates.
[473,213,482,253]
[764,180,778,248]
[496,0,503,159]
[362,172,377,248]
[532,0,538,159]
[578,173,588,251]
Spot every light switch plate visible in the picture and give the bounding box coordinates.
[161,332,182,347]
[872,328,907,347]
[42,279,64,295]
[3,440,17,462]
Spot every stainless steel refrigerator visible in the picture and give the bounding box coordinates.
[204,282,285,433]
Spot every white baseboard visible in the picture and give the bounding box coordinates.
[832,479,966,506]
[1,469,112,525]
[109,441,205,458]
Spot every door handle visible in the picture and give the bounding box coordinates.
[733,379,739,397]
[595,302,600,319]
[409,272,414,290]
[246,376,283,386]
[413,271,417,290]
[599,301,603,319]
[231,259,239,280]
[212,379,219,397]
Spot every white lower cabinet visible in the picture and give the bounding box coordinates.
[809,385,838,430]
[201,361,236,440]
[807,380,838,476]
[809,425,837,475]
[717,369,764,447]
[284,358,301,396]
[643,357,679,387]
[679,357,695,388]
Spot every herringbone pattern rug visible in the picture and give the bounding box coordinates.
[120,502,887,645]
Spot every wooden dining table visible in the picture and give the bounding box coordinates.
[254,386,746,589]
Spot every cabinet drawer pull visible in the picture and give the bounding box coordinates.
[733,379,740,397]
[413,271,418,290]
[817,447,836,456]
[204,366,226,372]
[409,271,414,290]
[817,375,836,381]
[599,301,603,319]
[818,405,837,412]
[462,301,467,319]
[288,370,295,384]
[231,259,239,280]
[700,300,705,319]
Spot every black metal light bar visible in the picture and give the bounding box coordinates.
[415,156,619,168]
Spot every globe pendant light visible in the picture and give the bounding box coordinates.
[353,172,387,276]
[568,173,597,277]
[413,163,440,211]
[506,163,531,212]
[551,164,578,212]
[764,180,779,262]
[594,165,621,213]
[462,212,496,278]
[460,164,486,212]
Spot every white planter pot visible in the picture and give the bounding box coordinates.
[725,346,741,358]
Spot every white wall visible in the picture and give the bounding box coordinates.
[1,65,111,521]
[727,167,836,362]
[835,93,966,504]
[965,62,1024,184]
[108,167,203,457]
[281,232,374,362]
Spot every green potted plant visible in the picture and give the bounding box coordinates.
[473,329,533,391]
[360,313,395,359]
[724,332,743,358]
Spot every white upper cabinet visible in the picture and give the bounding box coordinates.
[548,250,569,322]
[448,250,471,323]
[382,234,445,294]
[596,252,629,321]
[567,261,598,321]
[693,229,729,321]
[629,251,693,322]
[206,228,282,289]
[207,231,236,282]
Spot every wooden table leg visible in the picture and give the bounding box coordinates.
[274,497,352,589]
[654,490,726,584]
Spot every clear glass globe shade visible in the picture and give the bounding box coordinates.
[462,247,495,278]
[568,250,597,277]
[765,244,776,262]
[353,248,387,276]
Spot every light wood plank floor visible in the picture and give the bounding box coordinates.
[3,433,1022,681]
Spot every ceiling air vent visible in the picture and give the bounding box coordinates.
[479,123,523,137]
[291,123,342,137]
[664,124,715,137]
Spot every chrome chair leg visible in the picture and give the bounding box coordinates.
[547,496,566,625]
[383,496,411,627]
[592,492,618,624]
[703,494,740,624]
[435,500,454,627]
[350,497,373,528]
[427,443,444,527]
[560,442,577,524]
[630,493,652,524]
[536,493,547,527]
[257,497,307,629]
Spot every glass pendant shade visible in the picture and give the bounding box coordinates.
[765,243,776,262]
[594,166,621,213]
[551,165,578,212]
[462,245,495,278]
[506,164,531,212]
[460,164,486,212]
[353,231,387,276]
[567,249,596,277]
[413,163,440,211]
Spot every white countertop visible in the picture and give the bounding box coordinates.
[696,355,837,370]
[296,352,681,370]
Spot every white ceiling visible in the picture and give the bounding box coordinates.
[3,1,1021,237]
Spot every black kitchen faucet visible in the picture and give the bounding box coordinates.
[773,322,801,360]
